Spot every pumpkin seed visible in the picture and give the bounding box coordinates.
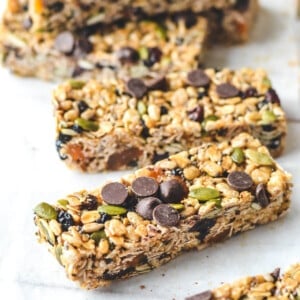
[138,47,148,61]
[137,101,147,115]
[34,202,57,220]
[38,219,56,245]
[57,199,69,208]
[69,80,85,89]
[98,205,127,216]
[262,77,272,88]
[261,110,277,124]
[55,245,63,265]
[169,203,184,211]
[189,187,220,202]
[75,118,99,131]
[155,24,167,40]
[90,230,106,244]
[245,149,274,166]
[231,147,245,164]
[202,115,219,129]
[207,198,222,208]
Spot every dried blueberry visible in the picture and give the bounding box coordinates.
[188,106,204,123]
[171,168,183,176]
[140,119,150,138]
[116,47,139,64]
[268,136,281,150]
[242,87,258,99]
[47,2,64,12]
[160,106,168,115]
[57,211,74,231]
[57,133,72,144]
[81,194,98,210]
[96,213,111,224]
[143,47,162,67]
[78,100,89,114]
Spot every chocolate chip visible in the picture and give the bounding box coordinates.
[116,47,139,64]
[54,31,75,54]
[189,218,217,241]
[265,88,281,105]
[136,197,162,220]
[132,177,159,197]
[153,204,180,227]
[216,83,240,98]
[126,78,148,99]
[185,290,213,300]
[146,76,169,91]
[186,70,210,87]
[78,37,93,54]
[242,87,258,99]
[188,106,204,122]
[227,171,253,191]
[47,2,64,12]
[101,182,128,205]
[255,183,269,208]
[159,179,186,203]
[143,47,162,67]
[234,0,250,12]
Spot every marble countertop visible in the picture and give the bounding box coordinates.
[0,1,299,299]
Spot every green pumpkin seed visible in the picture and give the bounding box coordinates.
[189,187,220,202]
[231,148,245,164]
[57,199,69,208]
[69,80,86,89]
[261,110,277,124]
[137,101,147,115]
[38,219,56,245]
[90,230,106,244]
[245,149,274,166]
[75,118,99,131]
[55,245,63,265]
[169,203,184,211]
[98,205,127,216]
[34,202,57,220]
[262,77,272,88]
[155,24,167,40]
[207,198,222,208]
[138,47,149,61]
[202,115,219,129]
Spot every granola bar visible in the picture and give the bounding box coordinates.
[33,133,292,289]
[4,0,258,41]
[53,68,287,173]
[0,13,207,81]
[186,264,300,300]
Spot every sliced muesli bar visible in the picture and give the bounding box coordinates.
[0,13,207,80]
[34,133,292,289]
[186,264,300,300]
[3,0,258,44]
[53,68,287,172]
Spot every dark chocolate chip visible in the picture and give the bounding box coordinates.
[234,0,250,12]
[136,197,162,220]
[23,17,32,30]
[265,88,281,105]
[227,171,253,191]
[242,87,258,99]
[255,183,269,208]
[159,179,186,203]
[185,290,213,300]
[47,2,64,12]
[189,218,217,241]
[126,78,148,99]
[188,106,204,123]
[187,70,210,87]
[153,204,180,227]
[146,76,169,91]
[107,148,141,170]
[216,83,240,98]
[132,177,159,198]
[116,47,139,64]
[81,194,98,210]
[54,31,75,54]
[101,182,128,206]
[271,268,280,280]
[78,100,89,113]
[143,47,162,67]
[78,37,93,54]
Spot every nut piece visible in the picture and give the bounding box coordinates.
[105,219,127,236]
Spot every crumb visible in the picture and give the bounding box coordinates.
[194,282,198,285]
[140,285,146,290]
[161,273,165,277]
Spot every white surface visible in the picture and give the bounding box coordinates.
[0,1,299,300]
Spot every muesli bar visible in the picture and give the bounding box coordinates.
[0,13,207,81]
[186,264,300,300]
[53,68,287,173]
[4,0,258,41]
[33,133,292,289]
